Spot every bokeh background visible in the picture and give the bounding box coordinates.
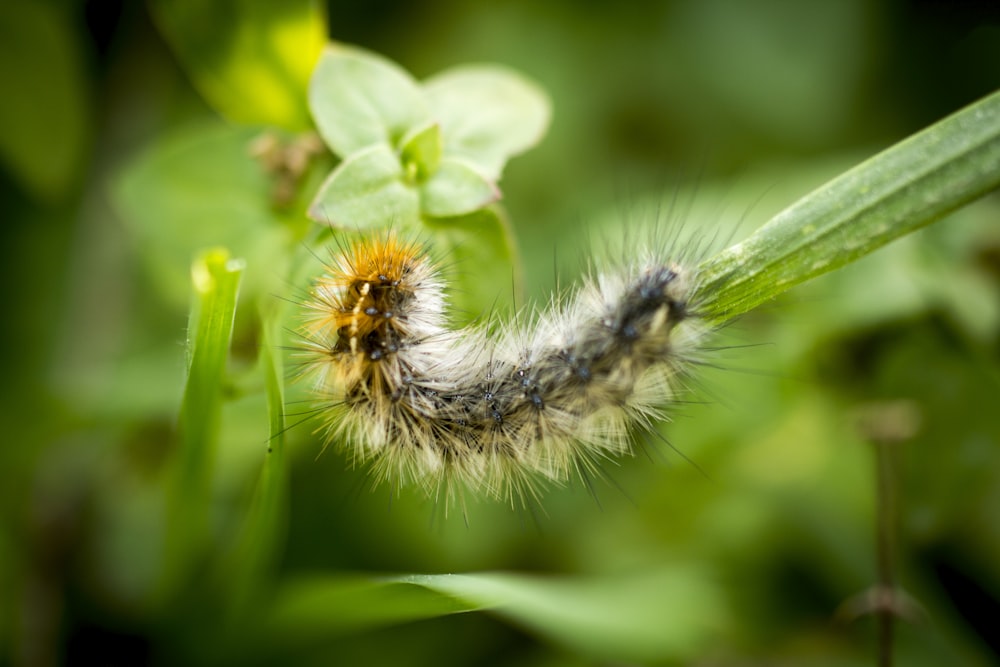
[2,0,999,665]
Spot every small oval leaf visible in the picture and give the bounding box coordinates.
[309,43,432,157]
[399,122,442,182]
[424,65,551,179]
[419,158,499,218]
[308,143,420,229]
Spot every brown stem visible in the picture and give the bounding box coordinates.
[852,400,920,667]
[874,437,896,667]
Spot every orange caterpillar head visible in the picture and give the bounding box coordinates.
[303,234,443,357]
[309,235,420,340]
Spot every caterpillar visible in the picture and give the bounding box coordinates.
[296,232,713,505]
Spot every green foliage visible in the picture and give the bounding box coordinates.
[307,43,550,229]
[221,308,289,619]
[162,249,244,598]
[698,90,1000,322]
[256,568,723,663]
[149,0,325,130]
[0,0,90,199]
[4,3,1000,666]
[113,123,309,308]
[160,83,995,663]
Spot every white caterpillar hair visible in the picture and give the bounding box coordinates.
[296,232,712,505]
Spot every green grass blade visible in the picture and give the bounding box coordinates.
[265,575,483,640]
[249,568,722,663]
[697,89,1000,322]
[220,301,288,618]
[160,248,244,600]
[401,569,723,663]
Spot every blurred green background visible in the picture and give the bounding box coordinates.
[2,0,999,665]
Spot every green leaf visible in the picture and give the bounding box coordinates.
[424,206,521,322]
[697,89,1000,322]
[219,302,288,622]
[113,122,294,307]
[149,0,324,130]
[407,568,725,663]
[424,65,551,179]
[309,43,431,157]
[420,158,500,218]
[308,143,420,228]
[305,47,549,230]
[260,568,724,663]
[399,122,442,182]
[161,248,244,600]
[263,575,482,644]
[0,0,89,199]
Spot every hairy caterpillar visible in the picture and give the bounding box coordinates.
[296,232,713,505]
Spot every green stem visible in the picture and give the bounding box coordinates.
[222,301,289,621]
[160,248,244,601]
[697,89,1000,323]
